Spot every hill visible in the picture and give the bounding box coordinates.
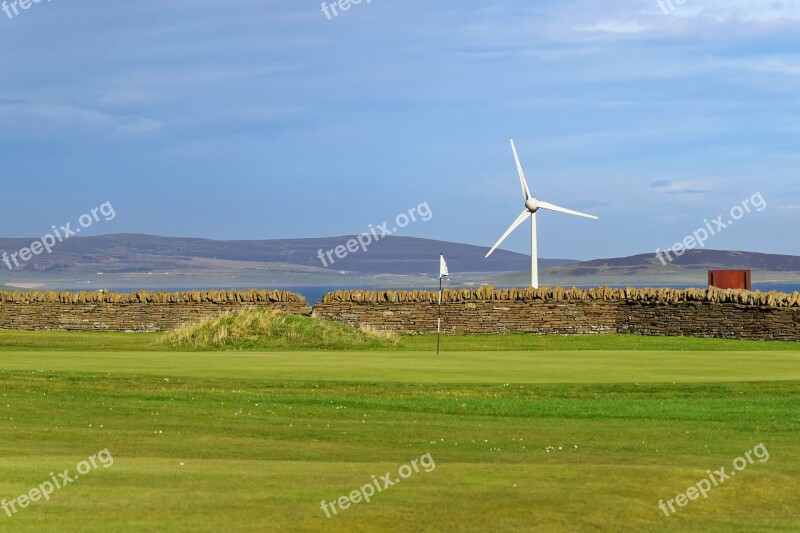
[0,234,571,290]
[1,234,798,290]
[493,249,800,287]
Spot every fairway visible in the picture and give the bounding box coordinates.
[2,349,800,384]
[1,341,799,532]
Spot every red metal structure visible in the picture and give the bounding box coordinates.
[708,270,752,290]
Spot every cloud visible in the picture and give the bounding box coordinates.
[729,56,800,77]
[117,118,162,134]
[650,179,715,195]
[0,100,161,135]
[562,0,800,41]
[574,21,647,34]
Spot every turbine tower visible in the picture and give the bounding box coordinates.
[485,139,599,289]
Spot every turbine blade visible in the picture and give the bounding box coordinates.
[485,210,530,258]
[510,138,532,200]
[537,201,598,220]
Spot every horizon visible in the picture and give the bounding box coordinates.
[0,233,800,268]
[1,231,798,263]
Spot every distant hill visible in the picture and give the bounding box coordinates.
[0,234,798,290]
[493,249,800,287]
[0,233,572,275]
[572,249,800,272]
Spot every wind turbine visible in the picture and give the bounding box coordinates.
[485,138,598,289]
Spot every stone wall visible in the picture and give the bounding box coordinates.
[0,290,311,332]
[2,286,800,340]
[618,302,800,341]
[313,298,620,335]
[313,287,800,341]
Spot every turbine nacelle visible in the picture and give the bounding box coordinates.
[525,197,540,213]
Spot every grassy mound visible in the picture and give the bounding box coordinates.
[162,308,398,350]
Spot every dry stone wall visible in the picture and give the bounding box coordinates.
[0,290,311,332]
[2,286,799,340]
[618,302,800,341]
[313,287,800,341]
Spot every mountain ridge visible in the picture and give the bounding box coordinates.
[0,234,798,289]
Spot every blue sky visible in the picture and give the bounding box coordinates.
[1,0,798,260]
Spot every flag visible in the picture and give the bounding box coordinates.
[437,253,448,355]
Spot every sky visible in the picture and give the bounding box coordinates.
[1,0,798,260]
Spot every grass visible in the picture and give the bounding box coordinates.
[162,308,398,350]
[1,329,799,353]
[0,326,798,531]
[3,308,799,353]
[398,333,800,352]
[0,361,797,532]
[1,350,800,383]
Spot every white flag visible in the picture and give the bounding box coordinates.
[439,254,449,279]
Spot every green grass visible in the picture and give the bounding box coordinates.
[1,350,800,383]
[0,329,799,531]
[162,308,398,350]
[398,333,800,352]
[1,329,798,352]
[2,308,799,353]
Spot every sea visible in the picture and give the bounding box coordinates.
[59,284,800,305]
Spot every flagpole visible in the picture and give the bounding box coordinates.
[437,252,448,355]
[437,274,442,355]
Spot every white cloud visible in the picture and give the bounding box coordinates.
[117,118,162,134]
[575,21,648,34]
[650,179,717,195]
[731,56,800,76]
[560,0,800,40]
[0,100,161,135]
[669,0,800,22]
